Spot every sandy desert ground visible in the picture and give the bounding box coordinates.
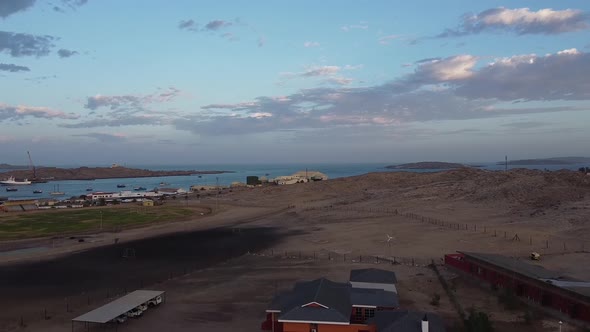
[1,168,590,331]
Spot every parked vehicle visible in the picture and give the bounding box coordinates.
[126,308,143,318]
[111,315,127,324]
[138,303,148,312]
[148,295,163,307]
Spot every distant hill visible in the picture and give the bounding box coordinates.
[500,157,590,166]
[0,163,28,170]
[0,166,232,181]
[386,162,468,170]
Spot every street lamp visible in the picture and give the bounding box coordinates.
[559,321,562,332]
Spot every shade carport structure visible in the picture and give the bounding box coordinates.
[72,290,165,331]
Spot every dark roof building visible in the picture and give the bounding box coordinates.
[269,278,352,324]
[350,268,398,284]
[350,268,398,294]
[262,269,443,332]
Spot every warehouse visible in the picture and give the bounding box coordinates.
[445,251,590,323]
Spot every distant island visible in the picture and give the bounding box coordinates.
[386,162,468,170]
[500,157,590,166]
[0,166,232,181]
[0,163,29,170]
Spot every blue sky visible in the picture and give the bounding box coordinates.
[1,0,589,165]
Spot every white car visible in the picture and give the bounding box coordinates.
[115,315,127,324]
[148,295,163,307]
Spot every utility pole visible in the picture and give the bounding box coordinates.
[505,155,508,171]
[100,210,103,230]
[216,177,219,212]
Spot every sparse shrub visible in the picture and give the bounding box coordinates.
[498,288,519,311]
[430,293,441,306]
[465,307,494,332]
[522,310,534,325]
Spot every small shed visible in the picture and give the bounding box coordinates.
[350,268,398,293]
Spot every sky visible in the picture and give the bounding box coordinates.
[1,0,590,165]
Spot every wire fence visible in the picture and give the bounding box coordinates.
[303,205,590,256]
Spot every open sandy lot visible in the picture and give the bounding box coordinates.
[1,168,589,331]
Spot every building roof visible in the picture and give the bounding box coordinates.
[350,288,399,307]
[72,290,164,324]
[370,311,446,332]
[460,252,590,300]
[459,251,564,280]
[350,268,397,284]
[271,278,352,324]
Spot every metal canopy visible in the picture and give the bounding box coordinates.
[72,290,164,324]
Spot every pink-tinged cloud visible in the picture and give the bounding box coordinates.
[439,7,589,37]
[0,103,79,121]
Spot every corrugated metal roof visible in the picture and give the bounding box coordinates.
[350,288,399,307]
[73,290,164,324]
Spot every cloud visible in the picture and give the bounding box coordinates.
[304,41,320,48]
[178,19,233,32]
[438,7,589,37]
[340,23,369,32]
[57,49,78,58]
[0,63,30,72]
[302,65,341,77]
[54,0,89,12]
[61,115,166,128]
[0,31,56,57]
[378,35,401,45]
[178,19,198,31]
[175,49,590,137]
[84,87,181,111]
[0,0,35,18]
[454,48,590,100]
[204,20,232,31]
[0,103,78,121]
[73,132,127,143]
[324,77,354,85]
[63,88,182,128]
[410,55,478,81]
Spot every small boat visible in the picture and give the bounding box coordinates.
[117,184,126,188]
[86,188,93,191]
[6,187,17,192]
[134,186,147,191]
[1,176,32,186]
[33,189,43,194]
[159,182,169,186]
[198,175,202,178]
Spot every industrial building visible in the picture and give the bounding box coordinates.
[445,251,590,323]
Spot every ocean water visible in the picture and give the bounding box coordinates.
[0,162,587,200]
